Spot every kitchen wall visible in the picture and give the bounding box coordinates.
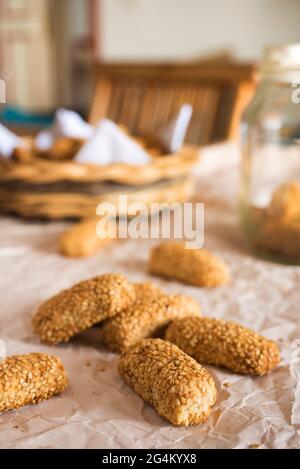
[100,0,300,61]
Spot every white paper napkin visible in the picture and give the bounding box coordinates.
[156,103,193,153]
[0,123,23,158]
[35,108,93,150]
[74,119,151,166]
[0,103,192,163]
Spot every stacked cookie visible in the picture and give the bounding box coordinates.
[32,274,201,349]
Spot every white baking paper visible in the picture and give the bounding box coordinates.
[0,143,299,449]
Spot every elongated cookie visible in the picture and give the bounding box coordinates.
[0,353,68,413]
[59,217,112,258]
[149,242,230,287]
[102,292,201,353]
[33,273,135,344]
[118,338,217,426]
[165,316,280,375]
[267,181,300,222]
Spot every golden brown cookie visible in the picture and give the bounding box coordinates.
[59,217,114,258]
[149,242,230,287]
[118,338,217,426]
[102,292,201,353]
[166,316,280,375]
[33,274,135,344]
[0,353,68,413]
[268,181,300,223]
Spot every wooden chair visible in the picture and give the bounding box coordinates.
[89,59,256,146]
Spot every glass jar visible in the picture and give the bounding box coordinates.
[240,44,300,264]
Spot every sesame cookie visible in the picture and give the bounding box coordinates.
[267,181,300,223]
[165,316,280,375]
[102,293,201,353]
[0,353,68,413]
[33,274,135,345]
[118,338,217,426]
[133,282,164,300]
[149,242,230,287]
[59,217,112,258]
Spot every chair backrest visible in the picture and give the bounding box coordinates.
[89,59,256,146]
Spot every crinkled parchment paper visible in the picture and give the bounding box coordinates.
[0,143,299,448]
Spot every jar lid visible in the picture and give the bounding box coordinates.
[260,44,300,82]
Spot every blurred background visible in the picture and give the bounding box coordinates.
[1,0,300,133]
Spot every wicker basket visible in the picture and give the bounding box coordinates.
[0,141,199,219]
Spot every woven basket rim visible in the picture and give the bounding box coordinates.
[0,145,199,185]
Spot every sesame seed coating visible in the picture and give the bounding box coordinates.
[118,338,217,426]
[102,292,201,353]
[165,316,280,376]
[133,282,164,300]
[33,274,136,345]
[149,242,230,287]
[0,353,68,413]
